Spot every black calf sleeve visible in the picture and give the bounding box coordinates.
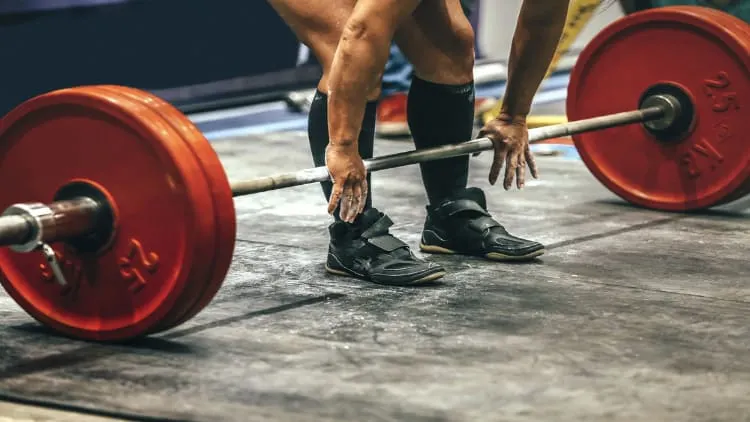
[407,76,474,205]
[308,90,376,218]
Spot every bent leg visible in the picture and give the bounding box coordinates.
[270,0,445,285]
[377,0,479,138]
[396,0,545,261]
[395,0,476,85]
[396,0,477,205]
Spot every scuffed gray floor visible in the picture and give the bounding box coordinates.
[0,131,748,422]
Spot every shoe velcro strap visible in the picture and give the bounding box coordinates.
[367,234,408,252]
[434,199,489,219]
[468,216,502,233]
[360,214,394,239]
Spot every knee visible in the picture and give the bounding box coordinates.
[405,23,476,84]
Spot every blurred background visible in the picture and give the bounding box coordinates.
[0,0,747,138]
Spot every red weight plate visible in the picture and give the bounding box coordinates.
[686,7,750,205]
[88,85,223,333]
[689,8,750,205]
[0,87,217,341]
[136,92,236,330]
[567,6,750,211]
[98,85,236,331]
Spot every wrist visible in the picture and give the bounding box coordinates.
[496,111,528,124]
[328,141,359,151]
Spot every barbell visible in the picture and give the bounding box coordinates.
[0,6,747,342]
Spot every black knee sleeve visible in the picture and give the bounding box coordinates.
[308,90,376,218]
[407,76,475,205]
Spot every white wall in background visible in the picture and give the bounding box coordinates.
[477,0,626,61]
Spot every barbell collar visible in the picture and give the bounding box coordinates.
[0,198,101,251]
[0,214,33,249]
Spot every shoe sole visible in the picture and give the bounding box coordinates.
[324,264,446,285]
[419,243,545,262]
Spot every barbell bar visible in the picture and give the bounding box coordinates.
[0,100,669,249]
[230,103,669,196]
[0,97,673,250]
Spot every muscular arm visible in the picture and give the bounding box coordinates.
[322,0,420,220]
[326,0,420,148]
[327,23,390,149]
[499,0,570,120]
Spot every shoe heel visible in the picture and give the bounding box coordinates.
[419,243,456,255]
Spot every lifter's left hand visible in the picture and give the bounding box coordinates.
[478,114,538,189]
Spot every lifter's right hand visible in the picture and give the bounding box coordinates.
[325,144,368,223]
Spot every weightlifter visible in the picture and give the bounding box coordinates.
[268,0,570,285]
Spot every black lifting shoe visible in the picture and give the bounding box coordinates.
[325,208,446,286]
[419,187,545,261]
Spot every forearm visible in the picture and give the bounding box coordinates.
[500,0,569,119]
[327,25,392,149]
